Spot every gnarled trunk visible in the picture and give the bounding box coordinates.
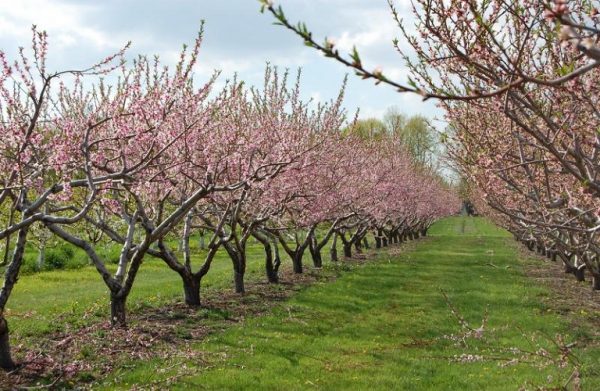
[354,239,362,254]
[198,233,206,250]
[310,245,322,268]
[36,245,45,271]
[0,316,15,370]
[564,263,575,274]
[0,226,29,370]
[330,233,338,262]
[308,232,323,268]
[182,276,201,306]
[254,231,280,284]
[362,236,370,249]
[266,260,279,283]
[225,243,246,294]
[110,293,127,327]
[234,270,245,294]
[375,229,382,249]
[265,243,280,283]
[343,242,352,258]
[234,252,247,294]
[574,266,586,282]
[292,252,303,274]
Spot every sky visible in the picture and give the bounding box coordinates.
[0,0,441,123]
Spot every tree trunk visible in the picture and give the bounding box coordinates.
[265,242,279,283]
[309,233,323,269]
[37,245,45,271]
[382,236,388,247]
[183,276,201,306]
[0,316,15,370]
[592,274,600,291]
[292,252,303,274]
[310,247,322,268]
[354,240,362,254]
[0,226,27,370]
[330,234,338,262]
[343,243,352,258]
[574,266,586,282]
[225,245,246,294]
[266,261,279,283]
[110,294,127,327]
[375,233,381,249]
[234,271,245,294]
[564,263,575,274]
[363,236,369,249]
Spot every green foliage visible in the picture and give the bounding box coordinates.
[97,245,124,265]
[385,107,437,168]
[346,107,441,171]
[344,117,387,140]
[44,246,74,270]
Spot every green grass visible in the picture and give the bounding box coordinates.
[91,217,600,390]
[7,232,345,337]
[8,242,263,337]
[6,217,600,389]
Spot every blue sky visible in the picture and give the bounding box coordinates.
[0,0,441,123]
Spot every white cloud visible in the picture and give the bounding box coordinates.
[0,0,441,121]
[333,9,397,53]
[0,0,129,51]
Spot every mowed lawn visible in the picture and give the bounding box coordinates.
[91,217,599,390]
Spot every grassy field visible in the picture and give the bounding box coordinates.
[7,238,279,337]
[5,217,600,389]
[92,217,598,390]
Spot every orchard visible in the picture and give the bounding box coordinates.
[0,22,455,381]
[0,1,598,389]
[265,0,600,290]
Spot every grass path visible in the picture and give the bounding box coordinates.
[99,217,600,390]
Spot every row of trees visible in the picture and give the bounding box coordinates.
[404,0,600,291]
[0,28,457,370]
[263,0,600,290]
